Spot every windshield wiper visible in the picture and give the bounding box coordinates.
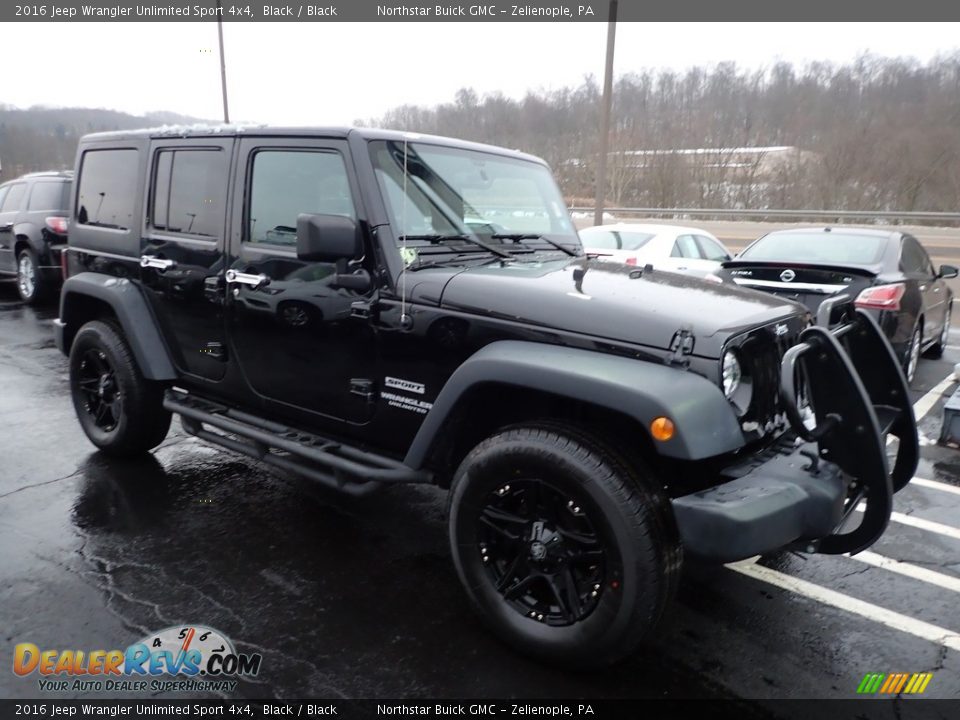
[491,233,578,257]
[408,253,509,272]
[399,233,514,259]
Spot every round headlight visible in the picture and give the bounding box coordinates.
[722,350,742,399]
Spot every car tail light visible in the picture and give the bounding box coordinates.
[46,216,69,235]
[854,283,906,311]
[625,257,638,266]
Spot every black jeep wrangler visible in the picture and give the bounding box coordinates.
[55,126,918,667]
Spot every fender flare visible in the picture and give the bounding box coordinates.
[12,224,44,256]
[404,340,745,467]
[58,272,177,380]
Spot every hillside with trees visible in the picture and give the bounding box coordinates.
[365,54,960,212]
[3,54,959,213]
[0,106,204,178]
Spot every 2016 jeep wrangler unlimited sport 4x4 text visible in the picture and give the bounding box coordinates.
[55,126,918,667]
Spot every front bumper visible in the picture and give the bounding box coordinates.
[672,304,918,562]
[673,439,847,562]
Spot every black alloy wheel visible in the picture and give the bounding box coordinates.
[477,478,613,626]
[69,320,172,456]
[76,348,123,431]
[449,423,680,667]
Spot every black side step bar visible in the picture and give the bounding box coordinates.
[163,390,433,496]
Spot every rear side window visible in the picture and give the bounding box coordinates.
[579,229,619,250]
[76,149,139,230]
[672,235,701,258]
[150,148,226,238]
[27,181,70,212]
[901,236,933,275]
[1,183,26,213]
[247,150,356,247]
[696,235,730,261]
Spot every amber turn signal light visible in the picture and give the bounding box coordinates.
[650,417,675,442]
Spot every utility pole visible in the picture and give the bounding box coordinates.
[593,0,617,226]
[216,0,230,123]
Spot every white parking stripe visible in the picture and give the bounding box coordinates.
[727,561,960,651]
[850,551,960,594]
[911,477,960,497]
[854,505,960,541]
[912,375,955,419]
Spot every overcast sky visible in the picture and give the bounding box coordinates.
[8,22,960,124]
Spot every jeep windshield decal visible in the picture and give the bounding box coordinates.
[370,139,580,262]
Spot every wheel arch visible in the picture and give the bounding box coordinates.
[404,340,744,476]
[58,272,177,381]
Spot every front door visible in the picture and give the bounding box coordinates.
[139,140,233,382]
[226,137,379,427]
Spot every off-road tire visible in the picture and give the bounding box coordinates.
[69,320,171,457]
[448,422,681,668]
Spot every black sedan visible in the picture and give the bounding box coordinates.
[717,227,957,384]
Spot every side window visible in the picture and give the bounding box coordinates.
[696,235,730,261]
[900,237,930,275]
[27,181,66,212]
[1,183,26,213]
[76,149,139,230]
[580,230,620,250]
[150,148,226,238]
[671,235,701,258]
[247,149,356,247]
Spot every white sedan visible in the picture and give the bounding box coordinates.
[579,223,732,276]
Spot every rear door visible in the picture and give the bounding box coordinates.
[139,140,233,382]
[0,182,27,273]
[901,234,945,344]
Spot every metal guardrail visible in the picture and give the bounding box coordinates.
[569,207,960,223]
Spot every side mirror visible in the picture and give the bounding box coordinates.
[939,264,959,279]
[296,213,362,262]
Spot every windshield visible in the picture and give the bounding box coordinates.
[580,228,655,251]
[740,232,888,265]
[369,140,578,254]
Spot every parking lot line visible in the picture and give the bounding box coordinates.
[849,550,960,593]
[911,477,960,496]
[854,505,960,541]
[912,374,956,419]
[727,561,960,651]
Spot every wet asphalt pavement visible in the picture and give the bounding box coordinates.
[1,279,958,702]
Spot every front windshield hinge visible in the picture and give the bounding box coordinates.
[666,325,695,368]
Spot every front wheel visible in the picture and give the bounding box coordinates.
[904,323,922,385]
[448,423,680,668]
[69,320,172,457]
[927,306,951,359]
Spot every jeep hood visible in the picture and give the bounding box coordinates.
[432,258,806,359]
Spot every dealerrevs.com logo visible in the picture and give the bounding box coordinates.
[13,625,262,693]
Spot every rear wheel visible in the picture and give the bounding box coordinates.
[16,247,49,305]
[69,320,171,457]
[448,423,680,668]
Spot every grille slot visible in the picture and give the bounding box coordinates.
[736,324,801,438]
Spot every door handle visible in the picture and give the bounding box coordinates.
[140,255,176,271]
[225,269,270,288]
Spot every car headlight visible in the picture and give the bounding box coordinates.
[722,350,742,399]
